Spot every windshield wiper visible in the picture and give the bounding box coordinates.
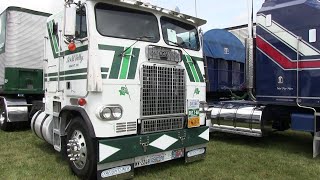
[119,35,154,57]
[168,40,196,62]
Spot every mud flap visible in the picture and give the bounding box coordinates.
[313,132,320,158]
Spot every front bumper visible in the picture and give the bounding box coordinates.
[97,126,209,178]
[98,126,209,164]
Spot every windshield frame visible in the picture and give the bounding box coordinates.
[160,16,200,51]
[94,2,160,43]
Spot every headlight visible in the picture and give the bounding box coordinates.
[97,105,123,120]
[199,101,209,112]
[101,107,112,119]
[112,107,122,119]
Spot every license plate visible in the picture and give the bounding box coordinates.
[188,117,200,128]
[134,149,184,168]
[188,99,200,128]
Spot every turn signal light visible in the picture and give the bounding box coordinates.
[68,41,76,51]
[78,98,86,106]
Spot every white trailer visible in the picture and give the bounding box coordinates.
[32,0,210,179]
[0,7,50,131]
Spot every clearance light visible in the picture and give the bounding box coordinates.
[68,41,76,51]
[78,98,86,106]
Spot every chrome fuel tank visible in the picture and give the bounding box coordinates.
[210,103,272,137]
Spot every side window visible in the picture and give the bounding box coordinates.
[75,7,87,38]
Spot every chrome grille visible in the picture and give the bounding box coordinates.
[142,65,185,117]
[141,117,184,134]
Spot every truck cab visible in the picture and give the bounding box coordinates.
[32,0,209,179]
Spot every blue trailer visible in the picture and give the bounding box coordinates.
[203,29,246,100]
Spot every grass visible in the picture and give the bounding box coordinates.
[1,126,320,180]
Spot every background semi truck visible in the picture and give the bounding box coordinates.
[0,7,50,131]
[27,0,210,179]
[206,0,320,157]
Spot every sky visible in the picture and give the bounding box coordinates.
[0,0,264,30]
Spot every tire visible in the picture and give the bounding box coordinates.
[0,112,10,131]
[66,117,96,179]
[0,102,11,131]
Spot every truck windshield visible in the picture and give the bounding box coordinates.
[161,16,200,51]
[95,3,160,42]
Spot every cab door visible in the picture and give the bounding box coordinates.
[64,6,89,97]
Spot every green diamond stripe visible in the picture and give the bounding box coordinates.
[127,48,140,79]
[186,55,200,82]
[98,44,124,79]
[182,56,195,82]
[192,59,204,82]
[119,48,133,79]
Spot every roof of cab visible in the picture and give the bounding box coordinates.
[87,0,207,26]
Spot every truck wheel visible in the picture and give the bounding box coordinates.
[66,117,96,179]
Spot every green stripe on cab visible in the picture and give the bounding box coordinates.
[119,48,132,79]
[182,55,195,82]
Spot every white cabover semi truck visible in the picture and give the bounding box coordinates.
[31,0,210,179]
[0,7,50,131]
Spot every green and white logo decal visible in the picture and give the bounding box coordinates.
[182,55,204,83]
[119,86,129,96]
[98,44,140,80]
[194,88,200,95]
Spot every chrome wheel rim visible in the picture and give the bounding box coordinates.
[67,130,87,169]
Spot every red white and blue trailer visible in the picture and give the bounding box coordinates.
[207,0,320,157]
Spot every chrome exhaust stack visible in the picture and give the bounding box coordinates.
[246,0,256,101]
[210,103,272,137]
